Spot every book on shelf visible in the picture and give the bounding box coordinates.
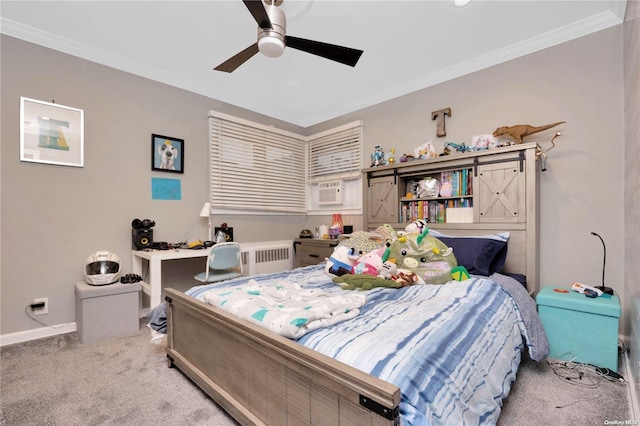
[399,198,473,224]
[440,171,453,197]
[398,167,474,224]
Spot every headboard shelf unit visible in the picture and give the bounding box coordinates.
[363,142,540,293]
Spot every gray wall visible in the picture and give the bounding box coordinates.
[1,22,632,353]
[310,27,627,319]
[0,36,329,336]
[624,0,640,407]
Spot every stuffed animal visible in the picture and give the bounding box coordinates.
[324,246,360,276]
[338,225,403,256]
[333,274,402,291]
[387,228,457,284]
[451,265,471,281]
[378,260,398,279]
[405,219,428,234]
[338,230,387,254]
[373,224,401,242]
[391,271,421,287]
[352,246,388,276]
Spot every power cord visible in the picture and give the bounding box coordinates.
[24,304,51,327]
[547,354,626,409]
[548,358,601,388]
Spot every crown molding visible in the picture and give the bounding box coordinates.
[306,9,623,128]
[1,8,624,128]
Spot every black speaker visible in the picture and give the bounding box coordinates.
[132,218,155,229]
[132,228,153,250]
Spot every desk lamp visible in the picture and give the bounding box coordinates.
[200,202,212,242]
[591,231,614,295]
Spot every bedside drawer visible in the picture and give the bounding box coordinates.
[294,239,338,268]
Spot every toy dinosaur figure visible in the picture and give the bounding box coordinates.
[492,121,565,144]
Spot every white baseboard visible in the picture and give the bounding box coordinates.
[0,322,76,347]
[624,350,640,421]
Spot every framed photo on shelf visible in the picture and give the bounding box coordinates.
[20,97,84,167]
[151,134,184,174]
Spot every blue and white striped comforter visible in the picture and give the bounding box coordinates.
[186,264,539,426]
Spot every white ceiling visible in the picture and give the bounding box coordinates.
[0,1,627,127]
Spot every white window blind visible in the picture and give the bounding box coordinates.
[307,121,363,184]
[209,111,306,213]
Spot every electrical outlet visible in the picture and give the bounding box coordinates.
[32,298,48,315]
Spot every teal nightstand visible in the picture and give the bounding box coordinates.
[536,286,620,371]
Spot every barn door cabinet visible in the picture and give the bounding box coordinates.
[362,142,539,291]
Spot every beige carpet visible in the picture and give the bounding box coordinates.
[0,322,633,425]
[0,325,237,426]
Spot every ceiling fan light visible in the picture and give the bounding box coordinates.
[258,36,285,58]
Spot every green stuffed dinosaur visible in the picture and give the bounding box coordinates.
[333,274,402,291]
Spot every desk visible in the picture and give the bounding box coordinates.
[132,249,209,310]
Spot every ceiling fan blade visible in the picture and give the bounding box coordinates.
[285,36,363,67]
[214,43,260,73]
[243,0,272,29]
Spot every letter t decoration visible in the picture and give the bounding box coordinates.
[432,107,452,137]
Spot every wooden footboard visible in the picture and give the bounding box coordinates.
[164,288,401,426]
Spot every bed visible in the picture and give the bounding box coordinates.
[161,229,548,425]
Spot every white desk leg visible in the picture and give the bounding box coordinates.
[131,252,143,276]
[149,256,162,309]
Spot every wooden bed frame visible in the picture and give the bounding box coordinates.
[164,229,533,425]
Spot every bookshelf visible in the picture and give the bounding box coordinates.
[363,142,537,230]
[362,142,540,292]
[400,168,474,224]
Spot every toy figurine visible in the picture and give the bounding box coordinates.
[493,121,565,144]
[370,145,386,167]
[445,142,470,153]
[386,148,396,164]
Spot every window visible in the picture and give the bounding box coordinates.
[307,121,363,214]
[209,111,306,214]
[208,111,362,214]
[307,121,363,183]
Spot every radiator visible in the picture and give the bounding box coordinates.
[240,240,293,276]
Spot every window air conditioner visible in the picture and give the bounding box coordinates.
[318,180,343,205]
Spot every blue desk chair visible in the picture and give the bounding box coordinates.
[194,242,243,283]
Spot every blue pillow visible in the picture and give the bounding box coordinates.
[429,231,509,276]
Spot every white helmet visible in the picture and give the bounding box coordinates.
[85,251,121,285]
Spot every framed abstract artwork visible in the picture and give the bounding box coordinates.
[20,97,84,167]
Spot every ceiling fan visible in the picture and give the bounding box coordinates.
[214,0,364,73]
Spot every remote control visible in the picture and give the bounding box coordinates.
[571,282,602,297]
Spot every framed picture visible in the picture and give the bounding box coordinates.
[151,134,184,174]
[20,97,84,167]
